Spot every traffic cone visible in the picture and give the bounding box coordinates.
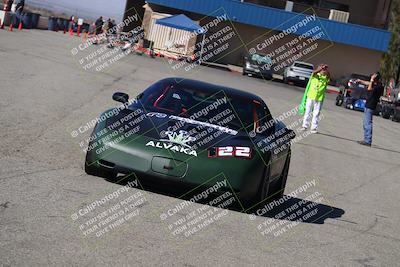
[9,23,13,31]
[69,27,73,36]
[18,21,22,30]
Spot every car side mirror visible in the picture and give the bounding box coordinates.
[112,92,129,103]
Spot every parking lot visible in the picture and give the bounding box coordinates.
[1,30,400,266]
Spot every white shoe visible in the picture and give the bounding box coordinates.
[310,129,318,134]
[300,127,307,131]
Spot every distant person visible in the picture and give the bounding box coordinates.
[300,64,330,133]
[356,72,384,146]
[10,0,23,27]
[14,0,24,13]
[4,0,14,12]
[95,16,103,35]
[108,19,116,33]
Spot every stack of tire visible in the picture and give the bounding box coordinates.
[48,16,58,31]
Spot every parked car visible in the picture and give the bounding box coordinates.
[283,61,314,85]
[243,53,273,80]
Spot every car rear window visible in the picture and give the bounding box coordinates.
[131,82,272,131]
[294,63,314,70]
[350,74,370,81]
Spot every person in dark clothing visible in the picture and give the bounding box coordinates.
[356,72,384,146]
[108,19,116,33]
[12,0,24,27]
[95,16,103,35]
[14,0,24,12]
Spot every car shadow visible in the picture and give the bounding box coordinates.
[111,174,344,225]
[250,196,344,224]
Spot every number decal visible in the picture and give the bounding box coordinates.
[217,146,234,156]
[235,147,251,158]
[213,146,252,158]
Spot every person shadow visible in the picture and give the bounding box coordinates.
[317,132,400,154]
[111,173,344,225]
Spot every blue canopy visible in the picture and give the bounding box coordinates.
[156,14,204,33]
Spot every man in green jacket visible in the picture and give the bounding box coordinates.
[301,64,330,133]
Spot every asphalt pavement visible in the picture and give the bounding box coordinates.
[1,30,400,266]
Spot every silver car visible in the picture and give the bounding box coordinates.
[283,61,314,85]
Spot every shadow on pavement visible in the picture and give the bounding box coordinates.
[318,132,400,154]
[112,174,344,225]
[252,196,345,224]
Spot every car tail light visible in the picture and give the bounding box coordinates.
[208,146,252,159]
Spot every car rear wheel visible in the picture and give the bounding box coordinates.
[335,95,343,106]
[381,105,391,119]
[268,150,291,200]
[85,160,117,180]
[258,164,271,204]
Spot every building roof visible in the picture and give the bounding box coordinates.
[147,0,391,52]
[156,14,204,33]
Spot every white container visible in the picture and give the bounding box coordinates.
[37,16,48,30]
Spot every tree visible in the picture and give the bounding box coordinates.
[381,0,400,85]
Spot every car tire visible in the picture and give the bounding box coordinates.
[381,105,391,119]
[242,70,246,76]
[335,95,343,106]
[85,160,117,180]
[84,132,117,180]
[269,150,291,200]
[258,164,272,204]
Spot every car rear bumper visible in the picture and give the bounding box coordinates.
[244,67,273,79]
[86,147,265,202]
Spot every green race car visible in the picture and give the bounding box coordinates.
[85,78,294,205]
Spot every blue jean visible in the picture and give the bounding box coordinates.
[363,108,373,144]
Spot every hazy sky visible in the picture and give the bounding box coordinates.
[28,0,127,21]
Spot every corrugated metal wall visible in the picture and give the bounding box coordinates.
[147,0,391,52]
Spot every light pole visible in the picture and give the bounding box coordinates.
[396,43,400,87]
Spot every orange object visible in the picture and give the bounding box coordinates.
[8,23,13,31]
[18,21,22,30]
